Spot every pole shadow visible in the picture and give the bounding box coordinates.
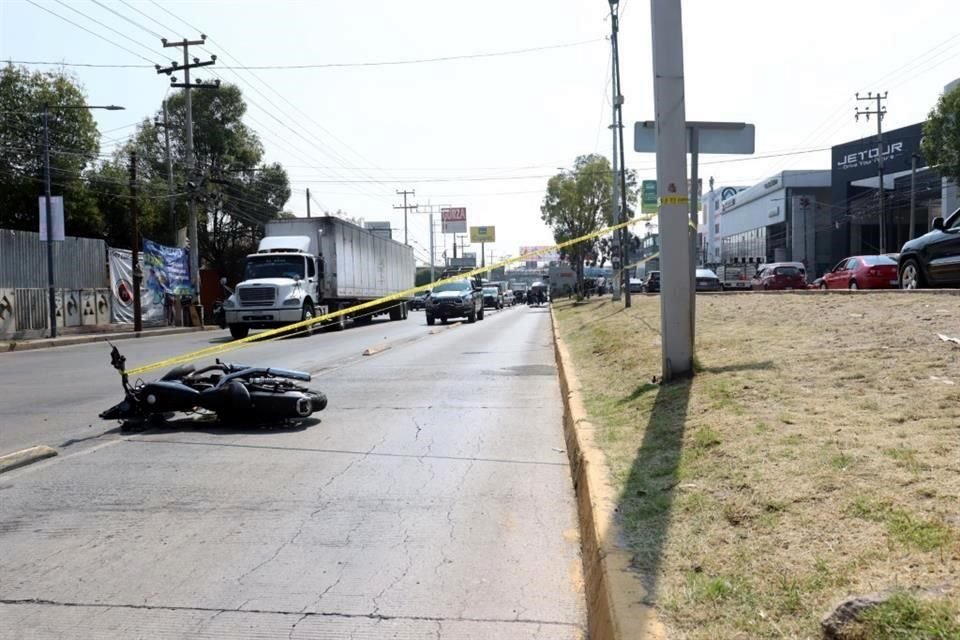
[617,359,772,603]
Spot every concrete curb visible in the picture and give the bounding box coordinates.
[2,326,210,354]
[0,445,58,474]
[550,307,667,640]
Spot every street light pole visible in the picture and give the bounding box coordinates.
[41,102,125,338]
[42,103,56,337]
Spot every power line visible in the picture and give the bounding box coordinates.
[22,0,159,65]
[88,0,164,39]
[49,0,163,62]
[3,38,604,70]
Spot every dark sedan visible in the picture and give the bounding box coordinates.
[695,269,723,292]
[410,290,430,310]
[899,207,960,289]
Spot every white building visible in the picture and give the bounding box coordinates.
[716,170,832,275]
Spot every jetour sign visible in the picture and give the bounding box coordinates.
[836,141,904,171]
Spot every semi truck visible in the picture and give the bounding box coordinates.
[222,217,415,339]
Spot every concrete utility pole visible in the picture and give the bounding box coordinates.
[856,91,888,253]
[156,35,219,303]
[306,188,312,218]
[394,189,417,246]
[154,103,177,244]
[129,152,142,332]
[650,0,693,380]
[609,124,622,301]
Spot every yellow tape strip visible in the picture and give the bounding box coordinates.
[661,195,689,205]
[125,216,645,377]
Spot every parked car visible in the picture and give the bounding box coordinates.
[695,268,723,292]
[425,279,484,325]
[642,271,661,293]
[628,278,645,293]
[820,255,899,290]
[899,207,960,289]
[482,286,504,309]
[752,264,807,290]
[757,261,806,282]
[410,290,430,310]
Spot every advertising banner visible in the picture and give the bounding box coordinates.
[108,248,164,325]
[519,245,560,262]
[143,239,193,297]
[470,226,496,243]
[441,207,467,234]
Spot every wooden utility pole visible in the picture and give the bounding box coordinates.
[130,151,142,332]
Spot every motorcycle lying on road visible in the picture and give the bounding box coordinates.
[100,346,327,430]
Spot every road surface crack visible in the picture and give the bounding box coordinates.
[0,597,584,630]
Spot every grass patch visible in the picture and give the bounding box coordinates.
[553,296,960,639]
[848,497,953,552]
[840,592,960,640]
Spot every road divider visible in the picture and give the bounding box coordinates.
[125,216,653,378]
[362,344,391,356]
[0,445,58,474]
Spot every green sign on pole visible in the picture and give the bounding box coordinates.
[641,180,658,214]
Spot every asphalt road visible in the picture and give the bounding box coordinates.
[0,304,585,638]
[0,315,429,455]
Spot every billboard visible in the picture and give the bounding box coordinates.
[519,245,560,262]
[470,226,496,243]
[441,207,467,234]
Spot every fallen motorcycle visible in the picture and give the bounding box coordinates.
[100,346,327,430]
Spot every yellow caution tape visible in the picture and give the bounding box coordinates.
[661,195,689,205]
[125,216,646,377]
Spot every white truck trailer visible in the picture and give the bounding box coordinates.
[223,217,415,339]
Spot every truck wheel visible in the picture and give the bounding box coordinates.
[229,325,249,340]
[301,301,316,336]
[426,313,435,326]
[389,303,403,321]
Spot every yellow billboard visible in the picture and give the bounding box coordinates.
[470,226,496,243]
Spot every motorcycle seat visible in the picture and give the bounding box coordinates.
[161,364,196,381]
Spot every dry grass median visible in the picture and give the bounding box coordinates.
[553,293,960,639]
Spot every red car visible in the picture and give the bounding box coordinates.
[818,255,899,290]
[751,263,807,290]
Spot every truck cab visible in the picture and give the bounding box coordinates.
[223,236,320,339]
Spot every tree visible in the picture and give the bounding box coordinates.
[0,64,102,235]
[541,154,636,296]
[922,85,960,186]
[115,84,291,280]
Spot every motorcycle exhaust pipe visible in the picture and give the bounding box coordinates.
[248,390,315,420]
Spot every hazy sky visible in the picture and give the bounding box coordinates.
[3,0,959,265]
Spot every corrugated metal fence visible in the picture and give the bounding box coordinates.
[0,228,108,288]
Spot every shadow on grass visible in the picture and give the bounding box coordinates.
[617,382,659,405]
[618,359,775,602]
[697,361,776,375]
[619,377,692,602]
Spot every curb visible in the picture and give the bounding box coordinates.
[2,326,211,354]
[550,307,667,640]
[0,445,58,474]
